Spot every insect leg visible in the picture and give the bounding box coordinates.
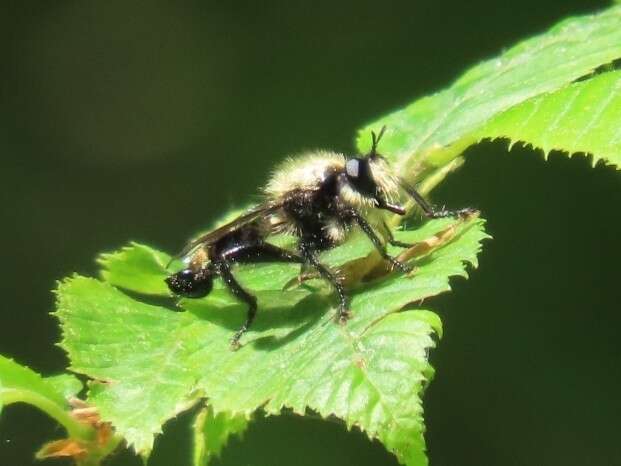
[300,245,350,323]
[215,260,257,350]
[400,180,475,218]
[349,210,412,273]
[381,219,414,249]
[232,242,309,285]
[244,243,306,264]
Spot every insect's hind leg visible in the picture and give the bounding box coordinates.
[215,260,257,350]
[242,242,306,265]
[217,243,306,349]
[299,245,350,323]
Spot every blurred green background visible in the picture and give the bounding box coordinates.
[1,1,620,465]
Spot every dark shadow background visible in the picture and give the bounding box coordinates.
[1,1,619,465]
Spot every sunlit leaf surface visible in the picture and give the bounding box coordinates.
[357,6,621,179]
[193,406,249,466]
[56,216,487,465]
[478,70,621,168]
[0,355,77,411]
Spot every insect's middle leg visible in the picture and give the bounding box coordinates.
[299,245,350,323]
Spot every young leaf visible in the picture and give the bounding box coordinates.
[0,355,73,415]
[477,70,621,167]
[356,5,621,178]
[0,355,94,444]
[55,216,488,465]
[45,373,84,400]
[193,406,249,466]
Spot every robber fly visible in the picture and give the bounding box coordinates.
[167,127,472,348]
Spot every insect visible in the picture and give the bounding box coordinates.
[166,127,472,349]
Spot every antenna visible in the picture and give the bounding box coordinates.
[370,125,387,157]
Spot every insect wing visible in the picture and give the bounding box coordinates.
[176,202,283,259]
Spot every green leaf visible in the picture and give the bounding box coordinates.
[0,355,70,409]
[193,406,249,466]
[99,242,172,295]
[55,216,488,464]
[477,69,621,167]
[0,355,90,440]
[356,5,621,179]
[45,374,84,400]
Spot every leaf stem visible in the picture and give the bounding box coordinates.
[1,389,94,441]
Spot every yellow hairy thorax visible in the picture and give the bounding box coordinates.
[264,151,345,197]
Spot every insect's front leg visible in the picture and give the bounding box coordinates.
[401,181,475,218]
[348,209,412,274]
[426,206,478,219]
[380,220,414,249]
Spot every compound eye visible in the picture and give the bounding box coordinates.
[346,158,360,178]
